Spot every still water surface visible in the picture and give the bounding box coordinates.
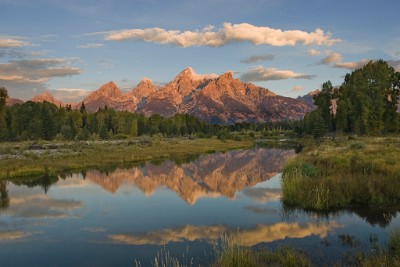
[0,148,399,266]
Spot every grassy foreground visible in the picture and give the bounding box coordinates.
[0,137,253,179]
[282,136,400,210]
[137,230,400,266]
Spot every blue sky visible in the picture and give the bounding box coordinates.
[1,0,399,102]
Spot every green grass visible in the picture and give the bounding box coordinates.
[282,137,400,210]
[0,137,254,179]
[135,230,400,267]
[135,235,311,267]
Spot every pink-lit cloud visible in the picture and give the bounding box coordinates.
[292,85,304,92]
[102,23,340,47]
[0,37,30,48]
[307,49,320,56]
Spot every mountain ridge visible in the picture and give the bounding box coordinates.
[18,68,315,123]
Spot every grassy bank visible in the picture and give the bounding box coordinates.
[0,137,253,179]
[137,229,400,266]
[282,136,400,210]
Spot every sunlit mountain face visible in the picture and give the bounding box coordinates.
[23,68,314,123]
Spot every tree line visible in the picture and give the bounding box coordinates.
[302,60,400,137]
[0,87,300,142]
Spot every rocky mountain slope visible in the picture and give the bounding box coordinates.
[25,68,315,123]
[31,91,63,107]
[6,97,24,106]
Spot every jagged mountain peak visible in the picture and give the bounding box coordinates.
[174,67,218,82]
[97,81,122,96]
[31,68,314,122]
[131,78,158,98]
[218,71,234,80]
[139,77,153,85]
[31,91,62,106]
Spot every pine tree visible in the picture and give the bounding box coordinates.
[0,87,8,140]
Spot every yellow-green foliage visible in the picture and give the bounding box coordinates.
[282,137,400,210]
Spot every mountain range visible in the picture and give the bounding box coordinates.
[11,68,316,123]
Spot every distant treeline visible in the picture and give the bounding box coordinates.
[301,60,400,137]
[0,89,300,142]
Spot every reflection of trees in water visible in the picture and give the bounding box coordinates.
[350,206,400,228]
[0,180,9,210]
[11,174,59,194]
[282,204,400,227]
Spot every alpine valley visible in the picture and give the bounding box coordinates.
[26,68,314,123]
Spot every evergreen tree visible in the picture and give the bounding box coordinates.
[336,60,400,135]
[40,103,57,140]
[0,87,8,140]
[130,118,138,137]
[313,81,336,132]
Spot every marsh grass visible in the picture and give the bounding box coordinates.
[355,229,400,267]
[135,234,311,267]
[0,137,253,179]
[136,230,400,267]
[282,137,400,210]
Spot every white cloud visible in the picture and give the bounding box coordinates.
[102,23,340,47]
[0,38,30,48]
[240,54,275,64]
[77,43,104,49]
[51,88,92,102]
[240,66,315,82]
[292,85,304,92]
[307,49,320,56]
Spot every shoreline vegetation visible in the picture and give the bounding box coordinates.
[0,136,256,179]
[136,229,400,267]
[282,136,400,210]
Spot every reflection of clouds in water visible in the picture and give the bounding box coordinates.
[0,231,30,242]
[244,205,277,215]
[110,222,341,246]
[83,227,107,233]
[242,187,281,203]
[5,186,82,219]
[54,175,91,189]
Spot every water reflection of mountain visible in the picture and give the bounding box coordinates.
[86,148,295,204]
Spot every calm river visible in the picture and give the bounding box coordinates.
[0,148,399,266]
